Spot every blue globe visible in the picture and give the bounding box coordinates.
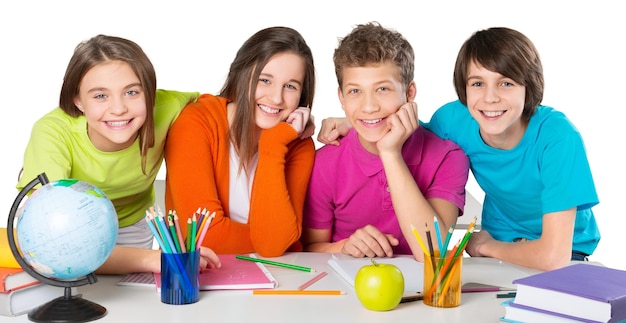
[16,179,118,280]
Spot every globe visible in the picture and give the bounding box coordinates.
[7,173,118,322]
[16,178,118,280]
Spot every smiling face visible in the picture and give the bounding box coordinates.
[254,52,306,130]
[465,61,527,150]
[339,61,412,153]
[73,60,147,152]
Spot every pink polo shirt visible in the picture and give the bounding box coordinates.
[303,127,468,255]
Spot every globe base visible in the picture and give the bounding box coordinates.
[27,287,107,323]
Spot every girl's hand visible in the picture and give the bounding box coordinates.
[286,106,311,136]
[198,246,221,272]
[299,114,316,139]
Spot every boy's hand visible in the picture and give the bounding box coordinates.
[317,117,352,146]
[286,106,312,136]
[376,102,419,154]
[463,230,493,257]
[341,225,399,258]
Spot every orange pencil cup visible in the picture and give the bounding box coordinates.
[423,252,462,308]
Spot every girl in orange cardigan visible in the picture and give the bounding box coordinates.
[164,26,316,256]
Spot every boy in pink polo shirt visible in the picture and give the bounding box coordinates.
[302,22,469,262]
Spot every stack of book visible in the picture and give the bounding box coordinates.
[1,227,65,317]
[501,263,626,323]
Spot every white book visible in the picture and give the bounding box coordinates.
[0,283,67,317]
[327,253,424,293]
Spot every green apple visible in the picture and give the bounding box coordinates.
[354,259,404,311]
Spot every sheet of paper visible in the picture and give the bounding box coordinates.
[328,254,424,293]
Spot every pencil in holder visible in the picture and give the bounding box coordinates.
[423,251,462,308]
[161,251,200,305]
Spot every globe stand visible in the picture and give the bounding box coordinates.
[7,173,108,322]
[27,283,106,323]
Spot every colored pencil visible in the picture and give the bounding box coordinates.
[298,271,328,290]
[426,240,460,296]
[190,213,198,251]
[496,292,517,299]
[195,212,215,250]
[194,207,204,230]
[454,216,477,257]
[440,225,454,259]
[156,214,176,253]
[186,218,192,251]
[253,290,345,295]
[145,214,166,251]
[437,258,461,306]
[168,217,182,253]
[425,223,436,272]
[195,210,210,243]
[235,255,315,272]
[438,224,454,269]
[145,215,193,291]
[433,215,444,252]
[173,212,187,253]
[400,293,424,303]
[410,223,430,257]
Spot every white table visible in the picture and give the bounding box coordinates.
[0,252,543,323]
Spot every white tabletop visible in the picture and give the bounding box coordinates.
[0,252,543,323]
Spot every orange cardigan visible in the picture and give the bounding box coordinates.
[164,94,315,256]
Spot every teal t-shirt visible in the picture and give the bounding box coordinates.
[424,100,600,255]
[17,89,199,227]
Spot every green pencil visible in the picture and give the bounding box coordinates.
[190,214,197,251]
[235,255,315,272]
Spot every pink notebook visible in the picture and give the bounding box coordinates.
[143,254,277,291]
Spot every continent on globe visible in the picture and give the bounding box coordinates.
[16,179,119,280]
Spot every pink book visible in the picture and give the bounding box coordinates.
[146,254,277,291]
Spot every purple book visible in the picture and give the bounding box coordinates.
[512,264,626,323]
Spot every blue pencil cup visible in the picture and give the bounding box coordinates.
[161,251,200,305]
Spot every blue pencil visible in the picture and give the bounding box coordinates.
[440,224,455,259]
[433,214,444,252]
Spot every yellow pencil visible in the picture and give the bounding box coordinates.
[410,223,430,257]
[253,290,345,296]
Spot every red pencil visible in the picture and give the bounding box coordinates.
[172,211,186,253]
[298,271,328,290]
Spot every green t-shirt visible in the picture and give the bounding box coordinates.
[17,89,199,227]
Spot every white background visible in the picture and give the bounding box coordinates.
[1,1,624,269]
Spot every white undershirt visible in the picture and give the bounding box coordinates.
[228,142,258,224]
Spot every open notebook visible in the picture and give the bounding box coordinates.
[119,254,277,291]
[328,253,424,293]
